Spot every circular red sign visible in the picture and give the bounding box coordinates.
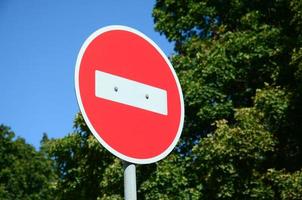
[75,26,184,164]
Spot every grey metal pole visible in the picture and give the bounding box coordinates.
[123,161,137,200]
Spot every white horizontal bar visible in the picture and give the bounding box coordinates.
[95,70,167,115]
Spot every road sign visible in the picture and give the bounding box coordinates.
[75,25,184,164]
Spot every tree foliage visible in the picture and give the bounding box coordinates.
[43,113,123,200]
[0,125,56,200]
[152,0,302,199]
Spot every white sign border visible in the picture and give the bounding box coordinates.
[75,25,184,164]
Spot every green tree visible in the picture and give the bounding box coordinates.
[151,0,302,199]
[0,125,56,200]
[44,114,124,200]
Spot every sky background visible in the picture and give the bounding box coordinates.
[0,0,173,148]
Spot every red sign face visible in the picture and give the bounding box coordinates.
[75,26,184,164]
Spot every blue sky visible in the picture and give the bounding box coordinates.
[0,0,173,148]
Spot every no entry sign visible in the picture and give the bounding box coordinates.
[75,25,184,164]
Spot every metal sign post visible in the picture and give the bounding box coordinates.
[123,161,137,200]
